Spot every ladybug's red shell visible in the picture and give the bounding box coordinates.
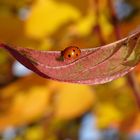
[62,46,81,60]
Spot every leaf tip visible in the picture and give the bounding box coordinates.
[0,43,7,49]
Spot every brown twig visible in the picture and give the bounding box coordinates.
[127,72,140,107]
[108,0,140,108]
[108,0,121,40]
[90,0,106,45]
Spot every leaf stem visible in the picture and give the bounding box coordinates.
[91,0,106,45]
[126,72,140,108]
[108,0,121,40]
[108,0,140,108]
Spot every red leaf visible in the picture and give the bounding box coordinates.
[0,31,140,85]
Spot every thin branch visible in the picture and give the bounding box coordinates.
[127,72,140,107]
[108,0,140,108]
[108,0,121,40]
[90,0,106,45]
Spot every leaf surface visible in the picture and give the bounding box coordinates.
[0,31,140,85]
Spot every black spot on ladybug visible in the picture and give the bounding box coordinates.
[123,42,127,46]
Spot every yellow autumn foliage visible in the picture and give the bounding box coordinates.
[0,84,52,130]
[73,10,96,37]
[95,103,122,128]
[99,13,113,40]
[9,86,51,122]
[25,0,81,39]
[24,126,44,140]
[0,75,95,130]
[54,83,95,120]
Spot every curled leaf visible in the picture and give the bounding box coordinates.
[0,31,140,85]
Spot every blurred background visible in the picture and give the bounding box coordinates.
[0,0,140,140]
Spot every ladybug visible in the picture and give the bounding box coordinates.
[62,46,81,60]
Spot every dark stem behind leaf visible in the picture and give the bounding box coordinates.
[108,0,140,108]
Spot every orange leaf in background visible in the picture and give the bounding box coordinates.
[128,113,140,133]
[0,11,23,44]
[53,83,95,120]
[0,75,95,130]
[120,14,140,37]
[0,87,50,131]
[9,86,51,122]
[0,74,51,131]
[0,74,47,98]
[118,112,139,133]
